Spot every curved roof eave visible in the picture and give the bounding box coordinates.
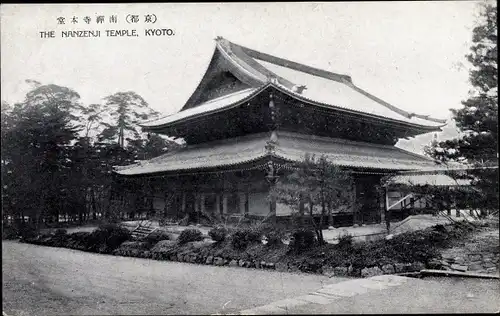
[141,37,445,132]
[268,84,445,132]
[141,83,445,132]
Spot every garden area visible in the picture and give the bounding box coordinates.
[11,217,498,278]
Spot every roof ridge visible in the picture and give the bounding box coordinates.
[228,40,353,84]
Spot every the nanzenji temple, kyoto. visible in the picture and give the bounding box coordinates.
[113,36,455,227]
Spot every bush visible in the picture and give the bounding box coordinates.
[178,228,203,244]
[2,225,19,240]
[289,229,316,252]
[208,226,228,242]
[87,223,132,253]
[113,241,152,257]
[151,240,178,252]
[265,229,287,247]
[54,228,67,236]
[49,231,70,247]
[231,227,262,250]
[66,232,92,250]
[337,234,354,248]
[143,231,171,244]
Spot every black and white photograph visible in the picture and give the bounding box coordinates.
[1,2,498,315]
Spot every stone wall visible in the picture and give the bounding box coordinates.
[428,228,499,274]
[429,250,499,274]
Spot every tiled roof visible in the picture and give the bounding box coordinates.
[115,131,439,176]
[255,60,444,127]
[274,132,437,170]
[140,37,446,130]
[115,133,270,176]
[141,88,258,128]
[389,174,471,186]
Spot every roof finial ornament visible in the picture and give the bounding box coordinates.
[214,36,223,41]
[269,76,279,85]
[292,85,307,94]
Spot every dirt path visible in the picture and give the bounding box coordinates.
[2,241,346,315]
[283,276,500,314]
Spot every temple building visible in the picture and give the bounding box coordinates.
[113,36,448,226]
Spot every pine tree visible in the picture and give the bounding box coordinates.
[100,91,159,148]
[273,154,355,244]
[425,3,498,211]
[2,96,80,226]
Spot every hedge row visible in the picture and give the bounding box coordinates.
[19,222,472,277]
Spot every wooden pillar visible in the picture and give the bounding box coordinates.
[384,186,390,233]
[215,194,221,216]
[269,193,277,224]
[239,192,246,215]
[200,193,205,214]
[181,192,186,216]
[245,192,249,215]
[194,193,199,213]
[163,192,169,218]
[222,193,228,216]
[380,194,386,224]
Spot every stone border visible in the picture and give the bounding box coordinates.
[149,250,427,278]
[420,269,500,279]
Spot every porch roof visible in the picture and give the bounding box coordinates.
[114,131,438,176]
[389,174,472,187]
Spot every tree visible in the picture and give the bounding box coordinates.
[425,2,498,211]
[2,90,80,227]
[273,154,356,245]
[128,133,182,160]
[101,91,159,148]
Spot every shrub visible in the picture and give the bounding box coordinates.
[178,228,203,244]
[231,227,262,250]
[208,226,228,242]
[66,232,91,250]
[265,229,287,247]
[151,240,178,252]
[113,241,152,256]
[54,228,67,236]
[289,229,316,252]
[49,231,70,247]
[337,234,354,248]
[143,231,171,244]
[2,225,19,240]
[87,223,132,253]
[18,225,38,240]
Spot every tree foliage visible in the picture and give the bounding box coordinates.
[101,91,158,148]
[1,82,177,230]
[273,154,356,244]
[425,2,498,211]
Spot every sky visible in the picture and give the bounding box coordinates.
[0,2,488,153]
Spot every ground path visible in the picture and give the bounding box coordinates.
[237,275,499,314]
[2,241,345,315]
